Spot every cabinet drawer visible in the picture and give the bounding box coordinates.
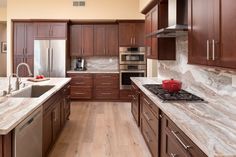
[120,89,132,101]
[141,117,158,157]
[131,100,139,124]
[142,102,159,136]
[94,74,119,89]
[70,86,92,99]
[162,114,207,157]
[68,74,93,86]
[94,89,119,100]
[142,94,159,117]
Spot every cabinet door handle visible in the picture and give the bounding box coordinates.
[170,153,177,157]
[207,40,210,60]
[133,37,136,45]
[52,111,57,122]
[130,38,133,45]
[75,92,85,95]
[171,131,191,150]
[212,40,215,61]
[143,112,152,121]
[143,98,150,105]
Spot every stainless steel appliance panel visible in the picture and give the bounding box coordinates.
[120,70,146,89]
[119,52,146,65]
[14,106,43,157]
[50,40,66,77]
[34,40,50,77]
[34,40,66,77]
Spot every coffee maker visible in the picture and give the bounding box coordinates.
[75,57,86,71]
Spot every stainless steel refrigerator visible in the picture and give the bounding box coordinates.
[34,40,66,77]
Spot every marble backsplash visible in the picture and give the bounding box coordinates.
[157,36,236,97]
[71,57,119,71]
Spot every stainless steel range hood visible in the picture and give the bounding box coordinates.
[155,0,188,38]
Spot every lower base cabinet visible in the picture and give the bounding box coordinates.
[43,83,71,157]
[0,132,12,157]
[131,81,207,157]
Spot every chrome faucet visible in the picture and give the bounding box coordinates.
[15,63,33,90]
[7,73,17,94]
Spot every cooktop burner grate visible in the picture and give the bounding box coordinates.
[143,84,204,102]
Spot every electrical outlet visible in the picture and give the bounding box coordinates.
[232,75,236,88]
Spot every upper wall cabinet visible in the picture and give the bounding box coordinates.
[119,22,145,47]
[13,22,34,77]
[188,0,236,69]
[70,25,94,57]
[34,22,67,39]
[94,24,118,56]
[145,2,176,60]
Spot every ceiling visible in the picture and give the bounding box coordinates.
[0,0,7,8]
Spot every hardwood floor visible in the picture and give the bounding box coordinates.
[49,101,152,157]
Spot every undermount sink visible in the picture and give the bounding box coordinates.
[11,85,55,98]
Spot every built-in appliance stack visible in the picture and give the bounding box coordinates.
[119,47,146,89]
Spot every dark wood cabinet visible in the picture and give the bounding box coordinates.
[94,74,119,100]
[94,25,119,56]
[189,0,236,69]
[43,84,70,157]
[140,93,160,157]
[68,73,120,100]
[34,22,67,39]
[68,73,93,99]
[13,22,34,77]
[188,0,214,65]
[119,22,145,47]
[0,132,12,157]
[145,3,176,60]
[119,89,132,101]
[131,83,140,126]
[70,25,94,57]
[160,114,207,157]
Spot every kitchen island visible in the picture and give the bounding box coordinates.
[0,77,71,157]
[131,77,236,157]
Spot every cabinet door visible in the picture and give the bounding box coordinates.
[70,25,82,56]
[43,109,53,156]
[25,23,34,57]
[119,23,134,46]
[35,23,51,38]
[82,25,94,57]
[14,23,25,56]
[25,57,34,76]
[50,23,67,39]
[52,102,61,142]
[188,0,214,65]
[94,25,106,56]
[134,23,145,47]
[220,0,236,68]
[106,25,119,56]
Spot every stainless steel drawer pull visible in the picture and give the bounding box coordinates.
[207,40,210,60]
[132,95,136,100]
[144,131,151,143]
[102,83,112,85]
[143,98,150,105]
[170,153,177,157]
[101,93,112,95]
[75,83,84,85]
[75,92,85,95]
[171,131,191,150]
[212,40,215,61]
[143,112,152,121]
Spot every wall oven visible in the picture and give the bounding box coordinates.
[120,65,146,89]
[119,47,146,65]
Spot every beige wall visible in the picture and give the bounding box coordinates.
[0,7,7,21]
[7,0,144,75]
[139,0,152,11]
[0,22,7,76]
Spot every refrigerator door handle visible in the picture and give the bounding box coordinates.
[50,48,53,72]
[47,48,50,72]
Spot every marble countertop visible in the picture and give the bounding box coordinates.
[67,69,119,74]
[0,78,71,135]
[131,77,236,157]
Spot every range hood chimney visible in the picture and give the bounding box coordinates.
[153,0,188,38]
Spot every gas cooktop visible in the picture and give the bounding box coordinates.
[143,84,204,102]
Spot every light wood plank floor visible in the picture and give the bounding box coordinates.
[49,101,152,157]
